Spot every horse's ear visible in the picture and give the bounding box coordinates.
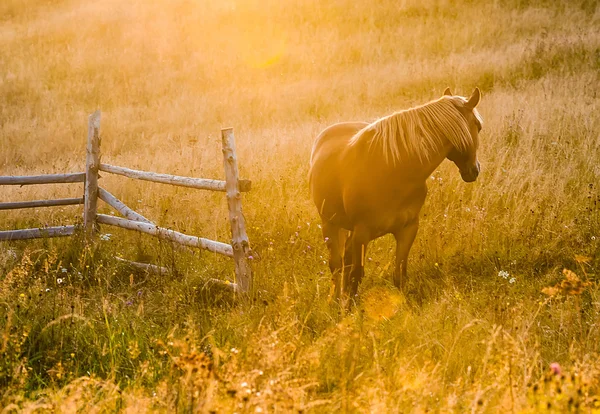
[443,87,452,96]
[465,87,481,109]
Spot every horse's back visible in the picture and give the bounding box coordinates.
[310,122,368,167]
[309,122,368,223]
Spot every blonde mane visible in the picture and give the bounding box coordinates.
[349,96,482,164]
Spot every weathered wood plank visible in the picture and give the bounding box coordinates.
[207,278,240,293]
[115,256,168,274]
[84,110,101,238]
[0,173,86,186]
[99,163,251,192]
[98,188,153,224]
[96,214,233,257]
[0,225,76,241]
[0,198,84,211]
[221,128,252,293]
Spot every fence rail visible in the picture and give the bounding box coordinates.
[1,110,253,293]
[0,173,85,185]
[98,188,152,224]
[0,225,76,241]
[99,163,251,192]
[96,214,234,257]
[0,198,84,210]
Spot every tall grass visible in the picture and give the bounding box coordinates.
[1,0,600,411]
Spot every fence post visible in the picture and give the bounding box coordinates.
[221,128,252,294]
[84,110,101,240]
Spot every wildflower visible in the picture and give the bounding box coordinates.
[100,233,112,241]
[57,278,63,284]
[498,270,510,279]
[324,237,329,242]
[61,267,67,273]
[509,277,516,284]
[125,300,133,306]
[543,269,591,296]
[248,255,254,260]
[550,362,561,376]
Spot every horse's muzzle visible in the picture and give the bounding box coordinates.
[460,161,480,183]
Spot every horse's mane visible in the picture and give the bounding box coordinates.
[349,96,483,164]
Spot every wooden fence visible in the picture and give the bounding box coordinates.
[0,111,253,293]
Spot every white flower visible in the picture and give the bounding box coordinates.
[498,270,510,279]
[509,277,516,284]
[61,267,67,273]
[56,278,63,284]
[100,233,112,241]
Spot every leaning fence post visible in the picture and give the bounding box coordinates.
[221,128,252,294]
[83,110,101,240]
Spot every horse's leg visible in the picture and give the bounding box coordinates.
[322,221,344,299]
[341,230,354,299]
[393,218,419,292]
[347,224,370,299]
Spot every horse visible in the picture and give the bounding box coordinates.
[309,87,483,301]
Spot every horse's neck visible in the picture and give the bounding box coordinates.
[346,131,452,181]
[391,139,452,180]
[421,145,452,178]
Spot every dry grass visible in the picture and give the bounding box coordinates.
[1,0,600,412]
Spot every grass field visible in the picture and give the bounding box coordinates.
[1,0,600,411]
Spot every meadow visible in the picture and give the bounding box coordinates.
[1,0,600,411]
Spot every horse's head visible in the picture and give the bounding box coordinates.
[444,87,482,183]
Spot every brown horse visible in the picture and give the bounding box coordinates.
[309,88,483,301]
